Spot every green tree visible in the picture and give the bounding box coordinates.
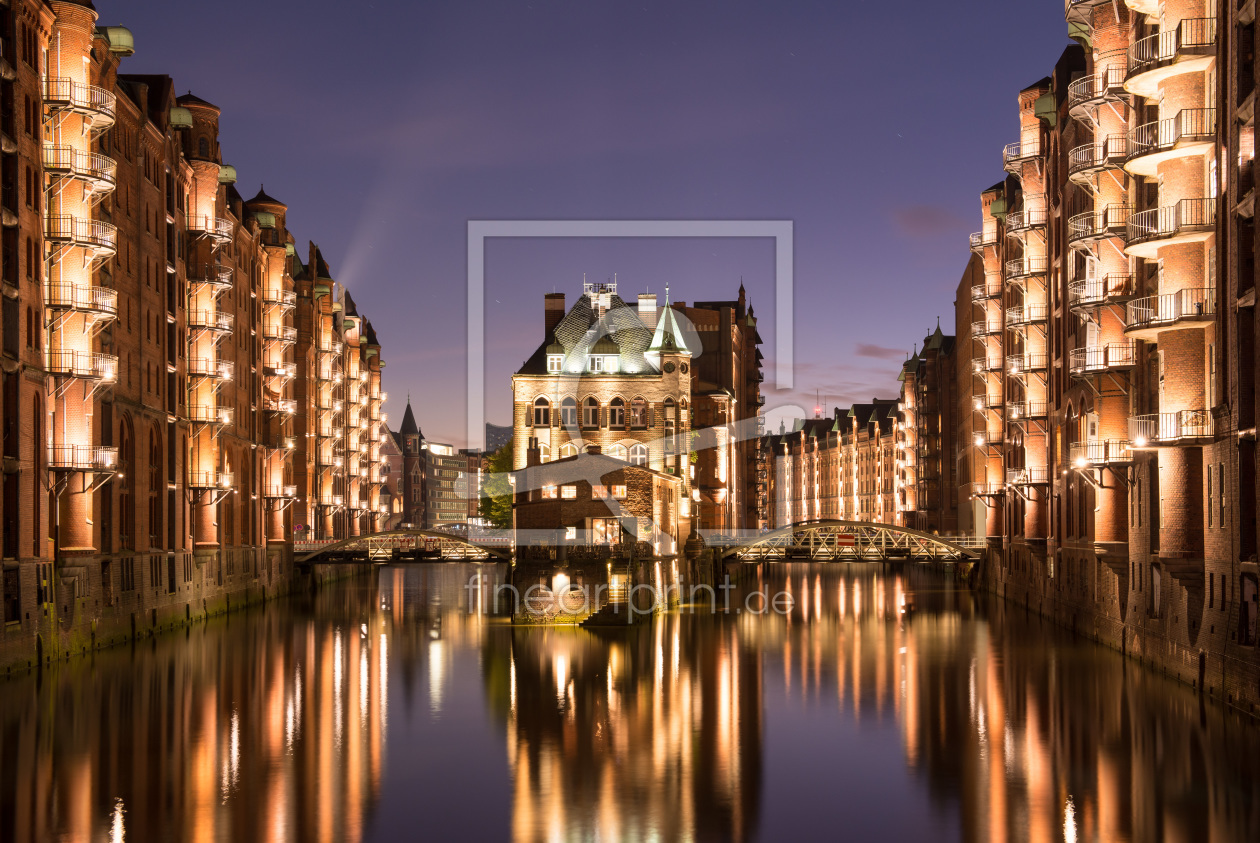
[478,441,515,529]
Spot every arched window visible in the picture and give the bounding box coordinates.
[607,443,628,461]
[559,442,578,459]
[609,397,625,428]
[198,137,209,158]
[663,399,677,454]
[532,397,550,427]
[631,397,648,428]
[149,428,162,549]
[583,397,600,428]
[119,418,134,550]
[629,444,648,467]
[538,442,551,463]
[561,397,577,427]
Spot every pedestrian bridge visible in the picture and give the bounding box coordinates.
[718,521,982,562]
[296,529,512,564]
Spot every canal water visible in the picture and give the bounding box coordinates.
[1,563,1258,842]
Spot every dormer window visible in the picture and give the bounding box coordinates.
[547,355,562,373]
[588,355,603,372]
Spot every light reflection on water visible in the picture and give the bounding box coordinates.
[0,562,1257,842]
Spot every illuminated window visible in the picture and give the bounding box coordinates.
[540,485,558,499]
[533,397,550,426]
[547,355,562,372]
[592,484,608,498]
[564,526,577,540]
[609,397,625,427]
[607,443,627,460]
[560,442,578,458]
[630,398,648,427]
[611,485,627,499]
[588,355,603,372]
[583,397,600,428]
[561,485,578,499]
[539,442,550,462]
[561,397,577,427]
[629,444,648,466]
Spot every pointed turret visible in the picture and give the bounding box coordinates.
[645,283,691,367]
[399,399,420,438]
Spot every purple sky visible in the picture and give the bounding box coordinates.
[115,0,1069,447]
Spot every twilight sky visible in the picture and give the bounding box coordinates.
[116,0,1070,448]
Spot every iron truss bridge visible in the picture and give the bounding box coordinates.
[296,529,512,564]
[719,521,982,563]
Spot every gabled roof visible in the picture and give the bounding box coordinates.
[517,290,654,376]
[399,401,419,437]
[647,288,691,357]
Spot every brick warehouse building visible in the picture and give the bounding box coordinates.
[950,0,1260,709]
[0,0,390,670]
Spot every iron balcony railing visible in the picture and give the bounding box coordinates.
[1068,341,1137,375]
[264,325,297,343]
[188,470,234,489]
[1005,195,1048,233]
[45,214,118,254]
[1003,139,1042,171]
[970,481,1004,497]
[265,397,297,414]
[264,485,298,499]
[266,361,297,379]
[319,340,344,355]
[317,367,343,383]
[972,320,1001,337]
[1007,466,1050,485]
[1006,302,1049,327]
[1067,61,1126,111]
[46,349,117,381]
[971,282,1003,302]
[1070,439,1133,466]
[1068,274,1135,309]
[44,283,118,317]
[319,494,345,508]
[188,309,233,333]
[1127,109,1216,164]
[189,264,233,289]
[42,145,117,190]
[975,428,1004,446]
[969,231,998,252]
[1007,352,1050,375]
[1126,199,1216,248]
[189,215,234,243]
[1006,256,1049,281]
[1007,400,1049,421]
[973,355,1002,373]
[42,77,116,124]
[187,404,233,425]
[48,444,118,472]
[263,290,296,308]
[187,357,234,380]
[1068,135,1128,178]
[1129,410,1213,445]
[1068,204,1131,244]
[1126,287,1216,331]
[973,392,1003,410]
[1128,18,1217,80]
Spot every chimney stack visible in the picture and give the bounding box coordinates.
[544,293,566,336]
[638,293,657,327]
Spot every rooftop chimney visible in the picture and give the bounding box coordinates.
[638,293,657,327]
[544,293,566,336]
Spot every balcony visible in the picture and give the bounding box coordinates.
[1005,196,1048,235]
[1067,62,1126,117]
[264,325,297,344]
[188,470,234,490]
[187,404,233,426]
[1126,18,1217,99]
[1067,274,1136,311]
[1126,109,1216,177]
[971,282,1002,302]
[1124,287,1216,338]
[1005,256,1049,283]
[1129,410,1214,446]
[317,367,343,384]
[969,481,1004,498]
[189,215,234,245]
[1068,205,1131,246]
[1007,352,1049,376]
[42,77,116,129]
[48,444,118,472]
[1006,303,1048,328]
[1068,136,1128,184]
[264,485,298,499]
[1006,466,1050,485]
[1070,439,1133,466]
[265,361,297,379]
[972,319,1001,338]
[973,392,1002,411]
[187,357,234,380]
[1064,0,1111,25]
[189,264,233,291]
[45,215,118,257]
[44,283,118,318]
[42,145,117,193]
[46,349,117,381]
[319,494,345,508]
[265,397,296,414]
[1125,198,1216,257]
[319,340,344,355]
[974,428,1004,447]
[1007,401,1049,421]
[969,231,998,253]
[188,309,234,335]
[1068,341,1138,376]
[264,289,296,309]
[1002,140,1042,173]
[972,355,1002,374]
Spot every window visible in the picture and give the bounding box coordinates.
[610,485,627,499]
[560,485,578,499]
[561,397,577,427]
[588,355,603,372]
[609,397,625,427]
[591,484,608,498]
[630,444,648,466]
[583,397,600,428]
[540,485,558,499]
[547,354,562,373]
[539,442,550,462]
[1241,575,1259,646]
[564,526,577,540]
[532,397,550,427]
[631,398,648,428]
[559,442,578,459]
[607,443,627,461]
[198,137,210,158]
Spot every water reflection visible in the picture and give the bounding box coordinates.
[0,563,1257,841]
